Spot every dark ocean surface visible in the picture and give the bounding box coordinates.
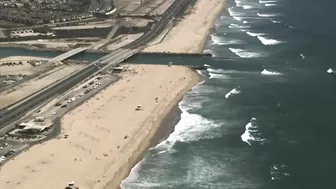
[120,0,336,188]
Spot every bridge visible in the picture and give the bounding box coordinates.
[0,0,194,129]
[92,25,120,50]
[49,47,90,63]
[49,25,120,63]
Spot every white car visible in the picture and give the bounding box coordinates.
[50,112,56,115]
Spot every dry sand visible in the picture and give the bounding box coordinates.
[0,56,48,76]
[143,0,226,53]
[0,65,200,189]
[0,56,47,62]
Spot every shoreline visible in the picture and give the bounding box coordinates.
[143,0,226,53]
[109,69,201,189]
[114,0,226,186]
[0,65,201,189]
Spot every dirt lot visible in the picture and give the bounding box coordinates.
[0,56,49,76]
[0,64,84,108]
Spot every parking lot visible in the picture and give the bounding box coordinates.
[0,140,25,165]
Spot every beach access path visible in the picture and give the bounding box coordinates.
[0,64,200,189]
[143,0,226,53]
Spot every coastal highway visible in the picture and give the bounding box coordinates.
[0,0,194,129]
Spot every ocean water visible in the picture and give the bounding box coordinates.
[121,0,336,188]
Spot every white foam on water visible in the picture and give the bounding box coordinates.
[228,7,244,21]
[270,19,282,23]
[265,3,277,6]
[151,84,222,151]
[229,23,250,29]
[246,31,266,37]
[209,73,231,79]
[257,36,283,45]
[210,34,244,45]
[210,34,225,45]
[203,48,216,57]
[327,68,333,73]
[229,48,266,58]
[120,159,144,187]
[300,53,305,59]
[233,16,243,21]
[225,87,241,99]
[196,70,203,76]
[207,68,225,74]
[241,118,258,146]
[259,0,278,3]
[235,0,243,7]
[261,69,282,75]
[157,111,221,148]
[270,164,290,181]
[257,13,280,17]
[242,5,253,9]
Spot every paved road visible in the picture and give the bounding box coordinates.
[0,0,194,130]
[50,25,120,62]
[92,25,120,50]
[49,47,90,62]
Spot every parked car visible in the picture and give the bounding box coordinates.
[0,143,8,150]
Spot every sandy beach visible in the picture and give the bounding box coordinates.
[0,0,226,188]
[0,65,200,189]
[143,0,226,53]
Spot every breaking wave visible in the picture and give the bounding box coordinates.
[210,35,244,45]
[261,69,282,75]
[225,87,241,99]
[257,13,281,17]
[207,68,225,74]
[229,48,267,58]
[229,23,250,29]
[270,19,282,24]
[228,7,244,21]
[209,73,231,79]
[203,49,216,57]
[259,0,278,3]
[257,36,283,45]
[246,31,266,37]
[241,118,265,146]
[242,5,253,9]
[265,3,277,6]
[155,98,222,151]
